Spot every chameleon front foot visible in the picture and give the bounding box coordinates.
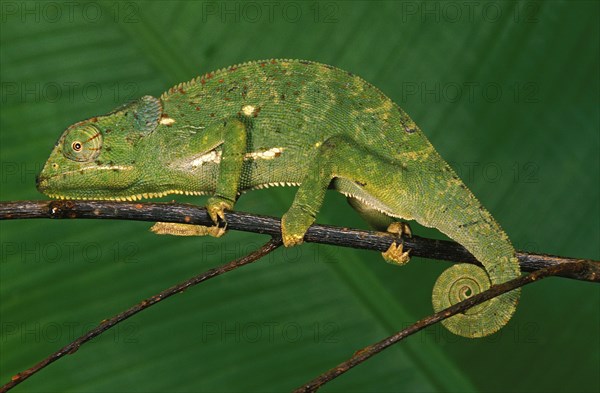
[206,196,234,224]
[150,222,226,237]
[281,207,316,247]
[382,241,411,265]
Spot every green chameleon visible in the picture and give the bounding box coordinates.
[37,59,520,338]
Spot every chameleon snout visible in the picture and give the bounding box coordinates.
[35,174,48,193]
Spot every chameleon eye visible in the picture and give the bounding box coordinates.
[62,124,103,162]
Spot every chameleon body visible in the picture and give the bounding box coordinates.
[37,59,520,337]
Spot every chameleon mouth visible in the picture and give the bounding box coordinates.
[36,165,137,194]
[44,189,207,202]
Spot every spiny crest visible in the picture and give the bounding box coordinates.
[158,59,419,135]
[340,191,395,217]
[246,181,300,192]
[160,59,324,101]
[45,189,206,202]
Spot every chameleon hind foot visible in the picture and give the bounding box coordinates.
[382,241,411,265]
[150,222,226,237]
[382,222,412,265]
[387,221,412,237]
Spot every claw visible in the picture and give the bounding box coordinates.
[281,208,314,247]
[282,233,304,247]
[209,225,227,238]
[281,213,305,247]
[207,196,233,225]
[387,221,412,237]
[382,241,411,266]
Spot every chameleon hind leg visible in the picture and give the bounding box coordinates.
[281,135,407,247]
[347,196,412,265]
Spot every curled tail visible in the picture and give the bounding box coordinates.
[414,163,521,338]
[432,261,520,338]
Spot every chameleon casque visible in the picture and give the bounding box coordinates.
[37,59,520,338]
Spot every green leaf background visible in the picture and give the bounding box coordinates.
[1,1,598,391]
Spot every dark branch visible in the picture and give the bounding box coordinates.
[292,262,591,392]
[1,200,598,282]
[0,238,282,393]
[1,200,597,391]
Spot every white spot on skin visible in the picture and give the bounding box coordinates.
[186,150,222,169]
[245,147,283,160]
[160,117,176,125]
[242,105,255,116]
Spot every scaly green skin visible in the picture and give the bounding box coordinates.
[37,59,520,337]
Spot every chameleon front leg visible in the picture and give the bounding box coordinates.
[151,118,247,237]
[206,118,247,224]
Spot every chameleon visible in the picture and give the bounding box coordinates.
[36,59,520,338]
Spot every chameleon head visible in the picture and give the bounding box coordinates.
[36,96,163,201]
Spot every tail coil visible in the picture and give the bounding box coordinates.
[432,262,520,338]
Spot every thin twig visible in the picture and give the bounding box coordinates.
[0,237,283,393]
[292,261,591,392]
[1,201,598,282]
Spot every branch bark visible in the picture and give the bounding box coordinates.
[1,200,598,282]
[1,200,598,392]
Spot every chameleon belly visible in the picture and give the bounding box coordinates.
[37,59,521,337]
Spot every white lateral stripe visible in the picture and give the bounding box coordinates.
[188,150,222,168]
[245,147,283,160]
[60,165,133,176]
